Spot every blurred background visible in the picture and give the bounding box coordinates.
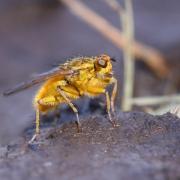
[0,0,180,144]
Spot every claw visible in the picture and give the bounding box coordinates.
[75,121,82,133]
[28,133,39,144]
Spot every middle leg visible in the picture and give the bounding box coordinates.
[57,86,81,132]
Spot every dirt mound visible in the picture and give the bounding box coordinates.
[0,112,180,180]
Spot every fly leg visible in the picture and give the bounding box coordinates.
[110,78,119,127]
[105,91,116,127]
[28,97,58,144]
[28,109,40,144]
[111,77,117,113]
[57,86,82,132]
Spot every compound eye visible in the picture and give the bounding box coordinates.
[98,59,107,68]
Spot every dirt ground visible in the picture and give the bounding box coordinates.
[0,0,180,180]
[0,112,180,180]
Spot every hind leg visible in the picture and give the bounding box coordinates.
[28,108,40,144]
[29,96,58,144]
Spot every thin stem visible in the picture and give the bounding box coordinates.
[121,0,135,111]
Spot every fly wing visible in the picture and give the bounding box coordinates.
[3,67,75,96]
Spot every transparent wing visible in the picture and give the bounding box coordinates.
[3,67,75,96]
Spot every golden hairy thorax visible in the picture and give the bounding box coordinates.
[34,55,115,113]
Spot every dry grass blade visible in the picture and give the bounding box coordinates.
[104,0,135,111]
[60,0,170,78]
[131,95,180,106]
[104,0,125,14]
[170,106,180,118]
[120,0,135,111]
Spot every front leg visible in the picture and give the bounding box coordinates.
[105,91,116,127]
[111,77,117,113]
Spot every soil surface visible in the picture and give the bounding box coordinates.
[0,112,180,180]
